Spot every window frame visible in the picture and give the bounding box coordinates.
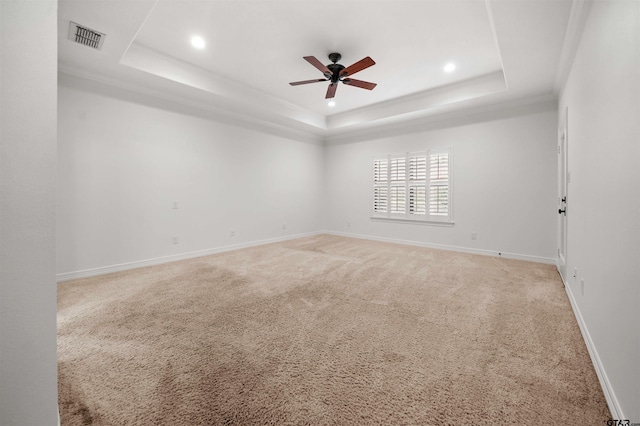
[371,149,453,225]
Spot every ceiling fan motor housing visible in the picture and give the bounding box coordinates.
[326,53,344,82]
[327,63,346,83]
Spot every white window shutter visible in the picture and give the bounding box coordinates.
[373,185,388,214]
[389,156,407,215]
[428,151,450,219]
[373,158,389,214]
[389,157,406,182]
[389,186,406,214]
[408,155,427,181]
[372,149,452,223]
[409,185,426,215]
[408,154,427,216]
[374,158,388,184]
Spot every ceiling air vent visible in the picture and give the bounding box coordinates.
[68,22,105,50]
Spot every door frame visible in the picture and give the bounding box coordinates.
[557,107,568,280]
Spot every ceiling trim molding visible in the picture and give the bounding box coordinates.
[326,70,506,132]
[120,42,328,131]
[324,92,558,146]
[554,0,593,94]
[57,66,325,145]
[59,64,558,148]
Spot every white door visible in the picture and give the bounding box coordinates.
[557,107,568,280]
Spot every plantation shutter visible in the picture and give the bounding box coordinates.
[372,149,452,222]
[389,186,406,214]
[408,154,427,216]
[428,150,450,219]
[373,158,389,214]
[389,156,406,215]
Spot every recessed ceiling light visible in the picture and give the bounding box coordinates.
[191,36,206,49]
[328,101,336,107]
[444,63,456,73]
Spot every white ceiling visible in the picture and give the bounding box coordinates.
[58,0,575,139]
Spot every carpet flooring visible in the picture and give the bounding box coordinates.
[58,234,610,425]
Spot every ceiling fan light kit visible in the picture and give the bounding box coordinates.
[289,52,377,99]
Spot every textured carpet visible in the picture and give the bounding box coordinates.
[58,234,610,425]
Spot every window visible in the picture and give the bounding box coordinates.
[372,149,452,223]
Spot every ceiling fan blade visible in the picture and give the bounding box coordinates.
[304,56,331,75]
[340,56,375,77]
[343,78,377,90]
[325,83,338,99]
[289,79,327,86]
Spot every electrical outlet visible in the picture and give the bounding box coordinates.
[172,201,179,210]
[471,232,477,240]
[282,224,287,230]
[347,222,351,228]
[230,230,235,237]
[172,236,179,244]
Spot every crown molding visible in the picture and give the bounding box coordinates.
[554,0,593,94]
[59,66,557,147]
[57,66,326,145]
[120,42,328,131]
[326,70,507,132]
[325,92,557,146]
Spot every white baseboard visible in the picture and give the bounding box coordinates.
[561,273,625,421]
[325,231,556,264]
[56,231,323,282]
[57,231,555,282]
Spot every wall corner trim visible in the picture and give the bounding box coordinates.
[554,0,592,94]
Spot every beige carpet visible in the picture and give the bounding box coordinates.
[58,234,610,425]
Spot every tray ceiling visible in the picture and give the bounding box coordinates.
[58,0,575,138]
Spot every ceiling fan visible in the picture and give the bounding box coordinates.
[289,52,377,99]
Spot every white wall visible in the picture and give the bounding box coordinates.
[0,1,59,425]
[57,74,325,278]
[324,102,558,262]
[559,1,639,421]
